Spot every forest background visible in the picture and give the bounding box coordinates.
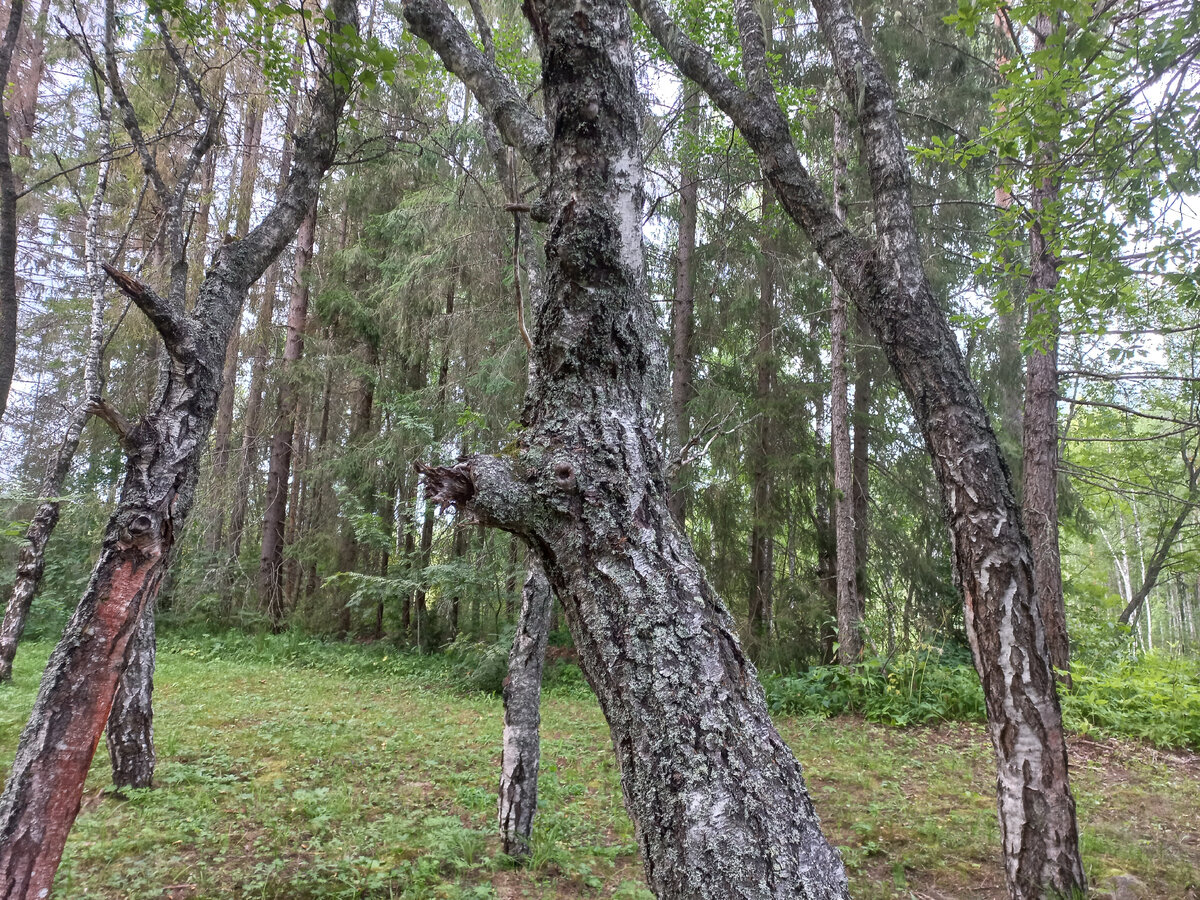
[0,0,1199,895]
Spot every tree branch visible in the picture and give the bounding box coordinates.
[101,263,195,360]
[628,0,868,294]
[401,0,551,184]
[104,0,168,201]
[415,455,538,534]
[85,397,134,450]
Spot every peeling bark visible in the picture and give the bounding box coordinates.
[106,600,155,790]
[499,565,552,858]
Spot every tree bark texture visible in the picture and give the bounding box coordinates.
[830,107,860,665]
[0,0,25,425]
[0,4,353,892]
[105,600,155,790]
[258,200,318,626]
[1020,14,1070,685]
[626,0,1086,895]
[498,566,552,859]
[406,0,850,895]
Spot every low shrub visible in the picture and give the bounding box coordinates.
[763,647,986,727]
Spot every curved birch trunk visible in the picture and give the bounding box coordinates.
[408,0,851,895]
[498,565,552,858]
[622,0,1087,894]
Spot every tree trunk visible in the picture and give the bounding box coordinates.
[407,0,850,894]
[106,600,155,790]
[0,0,25,425]
[0,5,353,891]
[1020,13,1070,686]
[211,96,265,552]
[258,199,318,626]
[851,310,872,630]
[747,182,775,662]
[668,85,699,525]
[498,565,552,859]
[227,78,301,569]
[830,107,860,665]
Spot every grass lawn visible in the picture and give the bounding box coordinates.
[1,638,1197,899]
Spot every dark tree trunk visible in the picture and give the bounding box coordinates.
[228,68,303,566]
[668,85,699,525]
[335,343,377,637]
[1021,15,1070,685]
[258,200,318,627]
[747,183,775,662]
[0,5,353,892]
[852,311,872,628]
[627,0,1086,895]
[412,501,434,650]
[106,600,155,790]
[498,565,552,859]
[830,107,861,665]
[407,0,850,895]
[211,96,265,552]
[0,0,25,425]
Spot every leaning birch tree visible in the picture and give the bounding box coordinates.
[624,0,1085,896]
[405,0,851,896]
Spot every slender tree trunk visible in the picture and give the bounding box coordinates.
[498,565,552,859]
[851,311,872,629]
[830,107,860,665]
[0,0,25,424]
[668,85,699,525]
[0,6,353,890]
[0,81,112,682]
[335,342,377,637]
[211,96,265,551]
[412,501,434,650]
[408,0,850,893]
[258,200,318,626]
[747,182,775,662]
[1020,14,1071,686]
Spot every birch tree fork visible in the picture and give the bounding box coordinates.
[406,0,849,895]
[624,0,1085,896]
[0,2,357,895]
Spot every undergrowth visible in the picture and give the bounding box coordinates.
[762,646,1200,750]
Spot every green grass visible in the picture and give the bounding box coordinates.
[2,637,1198,899]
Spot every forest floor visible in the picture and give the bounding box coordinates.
[1,638,1198,900]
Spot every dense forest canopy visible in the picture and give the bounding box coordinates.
[0,0,1198,897]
